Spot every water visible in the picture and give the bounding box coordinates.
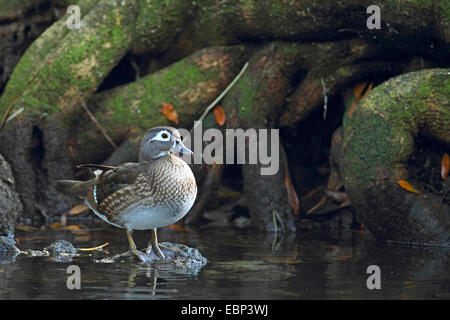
[1,222,449,299]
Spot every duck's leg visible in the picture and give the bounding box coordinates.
[146,228,185,257]
[126,229,147,262]
[146,228,165,259]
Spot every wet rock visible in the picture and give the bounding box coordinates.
[0,153,23,236]
[21,240,78,263]
[95,242,207,269]
[159,242,207,268]
[44,240,77,256]
[0,236,20,255]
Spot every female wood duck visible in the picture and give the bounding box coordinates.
[56,127,197,261]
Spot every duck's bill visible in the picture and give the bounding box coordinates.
[172,140,194,155]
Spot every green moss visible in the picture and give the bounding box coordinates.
[353,69,449,131]
[342,69,449,189]
[233,77,259,121]
[0,0,100,112]
[0,0,137,121]
[405,0,433,8]
[437,0,450,23]
[265,0,292,16]
[93,47,239,133]
[343,109,414,186]
[131,0,192,53]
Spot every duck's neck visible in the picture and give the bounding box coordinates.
[139,151,171,164]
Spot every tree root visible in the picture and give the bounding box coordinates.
[340,68,450,244]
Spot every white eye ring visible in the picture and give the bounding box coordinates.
[150,130,171,142]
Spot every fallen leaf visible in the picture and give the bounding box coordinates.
[354,82,373,101]
[360,82,373,100]
[213,105,226,126]
[49,222,64,229]
[161,102,179,124]
[49,223,85,233]
[68,140,74,157]
[167,224,187,231]
[397,180,420,194]
[354,82,367,100]
[441,153,449,180]
[68,204,89,216]
[345,82,373,123]
[15,225,39,232]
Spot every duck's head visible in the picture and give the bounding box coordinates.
[139,126,193,162]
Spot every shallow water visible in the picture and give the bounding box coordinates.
[1,222,449,299]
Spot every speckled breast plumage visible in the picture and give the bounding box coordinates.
[88,155,197,230]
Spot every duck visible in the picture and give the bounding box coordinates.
[56,126,197,261]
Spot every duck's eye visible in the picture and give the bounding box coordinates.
[149,130,171,142]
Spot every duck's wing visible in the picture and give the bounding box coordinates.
[89,162,149,209]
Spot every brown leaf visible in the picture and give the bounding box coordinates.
[354,82,367,100]
[441,153,450,180]
[68,204,89,216]
[15,225,39,232]
[354,82,373,101]
[161,102,179,124]
[49,223,84,232]
[167,224,187,231]
[68,140,74,157]
[397,180,420,194]
[359,82,373,100]
[213,105,226,126]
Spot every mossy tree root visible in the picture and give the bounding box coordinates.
[340,68,450,244]
[164,0,450,64]
[279,61,405,127]
[72,45,251,164]
[220,42,308,232]
[0,0,449,227]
